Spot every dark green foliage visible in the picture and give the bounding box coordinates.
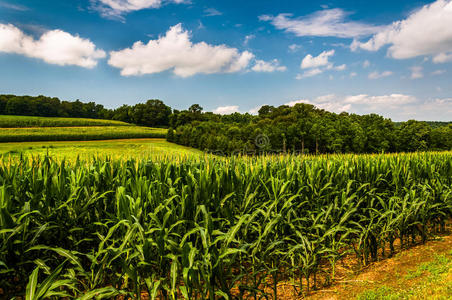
[0,95,172,128]
[166,128,175,142]
[171,103,452,154]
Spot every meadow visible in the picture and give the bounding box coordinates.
[0,115,130,128]
[0,150,450,299]
[0,126,167,142]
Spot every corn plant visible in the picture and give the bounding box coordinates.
[0,151,450,298]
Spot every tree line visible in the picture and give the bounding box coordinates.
[0,94,171,128]
[1,94,451,153]
[168,104,452,154]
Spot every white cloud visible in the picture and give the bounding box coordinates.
[0,1,28,11]
[259,9,383,38]
[368,70,393,79]
[252,59,287,72]
[108,24,254,77]
[301,49,334,69]
[0,23,106,68]
[288,44,302,52]
[297,50,345,78]
[285,97,351,112]
[363,60,370,68]
[350,72,357,77]
[244,34,255,46]
[204,8,222,17]
[284,93,432,120]
[411,98,452,120]
[296,68,323,79]
[431,69,446,75]
[352,0,452,62]
[344,94,416,106]
[248,105,266,115]
[197,21,205,30]
[260,94,451,121]
[432,52,452,63]
[285,99,311,106]
[213,105,239,114]
[334,64,346,71]
[93,0,187,18]
[410,66,423,79]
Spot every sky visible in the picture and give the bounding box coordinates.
[0,0,451,121]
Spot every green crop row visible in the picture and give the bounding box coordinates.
[0,126,167,142]
[0,115,131,128]
[0,152,451,299]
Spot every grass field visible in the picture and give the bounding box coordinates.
[0,115,131,127]
[0,138,202,159]
[0,126,167,142]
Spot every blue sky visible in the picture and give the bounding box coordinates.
[0,0,451,121]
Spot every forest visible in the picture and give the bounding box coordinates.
[1,94,451,154]
[168,104,452,154]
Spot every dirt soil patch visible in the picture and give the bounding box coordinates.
[303,234,452,300]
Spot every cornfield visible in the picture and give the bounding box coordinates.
[0,126,167,142]
[0,115,130,128]
[0,152,451,299]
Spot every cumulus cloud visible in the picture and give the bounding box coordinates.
[0,23,106,68]
[297,50,345,78]
[363,60,370,68]
[282,93,446,120]
[285,96,352,112]
[368,71,393,79]
[413,98,452,120]
[248,94,450,120]
[108,24,254,77]
[410,66,423,79]
[252,59,287,72]
[352,0,452,62]
[301,49,334,69]
[259,9,383,38]
[432,52,452,63]
[93,0,187,18]
[213,105,239,115]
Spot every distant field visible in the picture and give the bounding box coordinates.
[0,138,202,160]
[0,115,131,127]
[0,126,167,142]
